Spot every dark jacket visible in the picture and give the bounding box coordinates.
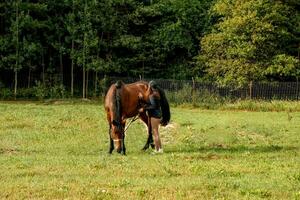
[145,93,161,118]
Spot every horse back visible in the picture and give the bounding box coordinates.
[121,81,149,118]
[104,81,149,119]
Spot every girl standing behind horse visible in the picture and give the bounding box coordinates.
[139,80,169,153]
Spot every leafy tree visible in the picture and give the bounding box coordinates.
[113,0,213,79]
[1,0,299,100]
[198,0,300,86]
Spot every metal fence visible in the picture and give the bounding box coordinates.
[105,77,300,100]
[3,73,299,100]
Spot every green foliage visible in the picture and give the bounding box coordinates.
[0,87,35,100]
[167,84,194,105]
[265,54,300,77]
[17,88,36,99]
[34,81,66,100]
[110,0,213,78]
[221,100,300,112]
[198,0,300,86]
[33,81,48,100]
[49,84,66,99]
[98,76,110,96]
[0,0,299,96]
[0,88,13,100]
[166,83,224,108]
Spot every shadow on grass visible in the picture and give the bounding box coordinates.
[167,144,298,154]
[0,147,21,155]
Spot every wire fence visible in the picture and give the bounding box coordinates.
[2,73,299,100]
[105,77,300,101]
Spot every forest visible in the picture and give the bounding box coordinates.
[0,0,299,98]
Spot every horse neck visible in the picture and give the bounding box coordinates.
[144,86,151,100]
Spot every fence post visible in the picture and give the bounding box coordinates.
[192,77,196,105]
[249,81,253,99]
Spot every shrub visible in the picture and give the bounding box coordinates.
[0,88,13,100]
[98,76,109,97]
[33,81,48,100]
[166,83,225,108]
[17,88,36,99]
[33,81,67,100]
[49,84,66,99]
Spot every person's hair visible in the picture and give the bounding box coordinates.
[148,80,170,126]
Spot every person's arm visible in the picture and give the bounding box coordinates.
[144,96,157,110]
[138,95,156,113]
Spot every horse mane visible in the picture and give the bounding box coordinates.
[156,85,170,126]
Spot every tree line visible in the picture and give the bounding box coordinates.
[0,0,299,99]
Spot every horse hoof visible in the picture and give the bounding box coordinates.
[142,145,149,151]
[150,144,155,149]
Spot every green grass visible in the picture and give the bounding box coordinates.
[0,101,300,199]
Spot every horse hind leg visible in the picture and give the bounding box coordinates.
[143,132,154,150]
[150,138,155,149]
[143,127,154,150]
[147,127,155,149]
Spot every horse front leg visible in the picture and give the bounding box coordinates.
[121,136,126,155]
[121,123,126,155]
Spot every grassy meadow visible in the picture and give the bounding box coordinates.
[0,101,300,199]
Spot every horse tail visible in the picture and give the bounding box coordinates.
[157,86,170,126]
[113,81,123,123]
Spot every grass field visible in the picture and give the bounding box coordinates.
[0,101,300,199]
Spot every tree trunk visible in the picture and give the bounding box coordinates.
[94,71,97,97]
[14,0,19,100]
[71,39,74,97]
[14,70,18,99]
[82,36,86,99]
[28,68,31,88]
[42,49,45,85]
[86,69,89,98]
[70,0,75,97]
[142,60,144,79]
[59,36,63,84]
[82,68,86,99]
[82,0,87,99]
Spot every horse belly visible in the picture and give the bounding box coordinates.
[122,99,139,119]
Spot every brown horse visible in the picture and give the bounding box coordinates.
[104,80,170,155]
